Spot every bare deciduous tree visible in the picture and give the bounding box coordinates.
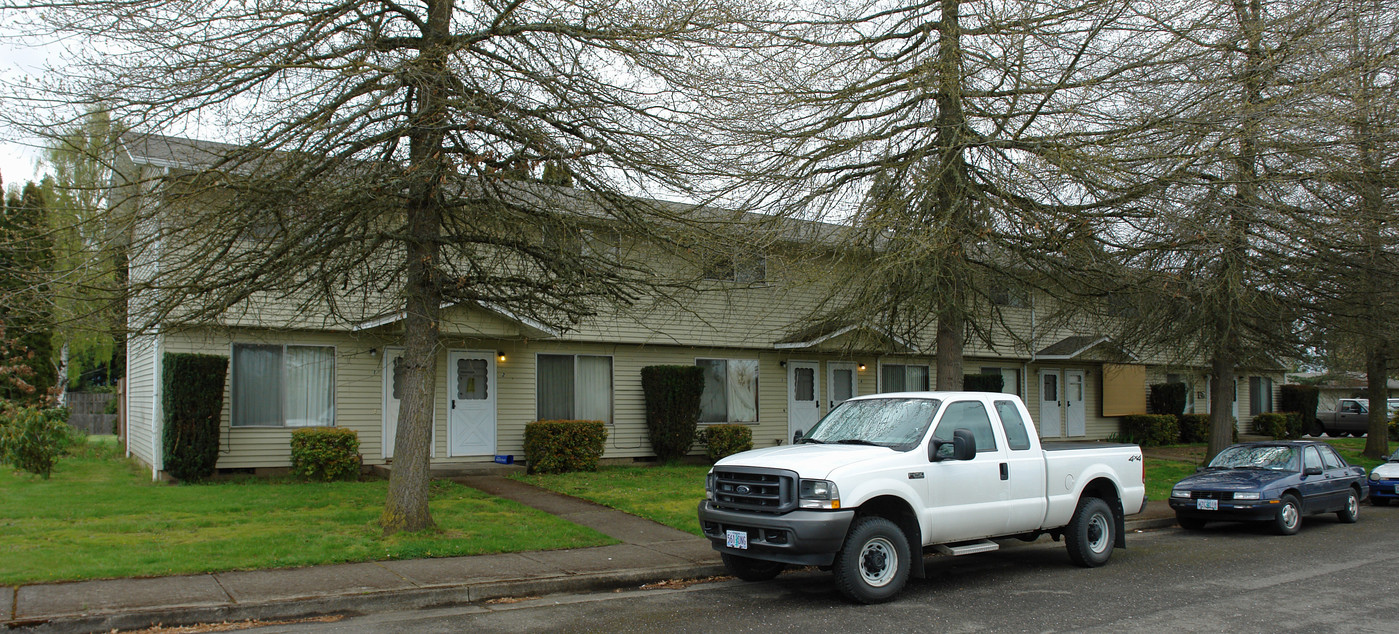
[4,0,751,533]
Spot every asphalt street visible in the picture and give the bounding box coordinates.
[245,508,1399,633]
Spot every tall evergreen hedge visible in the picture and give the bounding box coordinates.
[963,374,1004,393]
[641,365,704,461]
[162,353,228,482]
[1148,382,1188,416]
[1278,384,1319,425]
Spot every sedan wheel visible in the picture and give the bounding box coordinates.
[1273,494,1302,535]
[1338,489,1359,523]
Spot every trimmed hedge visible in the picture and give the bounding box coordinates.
[290,427,362,481]
[1278,385,1319,426]
[963,374,1004,393]
[0,405,72,478]
[161,353,229,482]
[524,420,608,474]
[1121,414,1179,447]
[1177,414,1210,444]
[641,365,704,462]
[702,424,753,462]
[1148,382,1188,416]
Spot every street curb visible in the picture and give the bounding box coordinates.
[1126,517,1178,531]
[2,564,730,634]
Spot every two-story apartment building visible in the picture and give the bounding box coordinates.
[116,134,1286,479]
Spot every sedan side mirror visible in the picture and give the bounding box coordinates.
[1304,466,1323,476]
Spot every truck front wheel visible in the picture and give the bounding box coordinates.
[721,553,785,581]
[1065,497,1115,568]
[832,516,911,604]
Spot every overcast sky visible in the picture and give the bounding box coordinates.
[1,27,68,190]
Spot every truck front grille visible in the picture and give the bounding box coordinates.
[711,466,797,513]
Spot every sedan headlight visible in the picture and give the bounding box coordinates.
[1171,489,1191,499]
[799,479,841,509]
[1232,491,1261,500]
[1370,472,1380,482]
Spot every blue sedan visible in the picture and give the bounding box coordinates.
[1169,441,1369,535]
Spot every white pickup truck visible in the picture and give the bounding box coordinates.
[697,392,1146,603]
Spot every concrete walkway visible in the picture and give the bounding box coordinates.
[2,478,1177,633]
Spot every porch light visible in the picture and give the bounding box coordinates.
[858,363,866,371]
[498,351,507,362]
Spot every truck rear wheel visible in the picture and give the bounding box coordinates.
[1065,497,1115,567]
[832,516,911,604]
[721,553,785,581]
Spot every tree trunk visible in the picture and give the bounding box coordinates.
[1364,346,1389,458]
[56,342,69,406]
[1207,355,1236,462]
[935,308,964,390]
[931,0,967,392]
[382,0,452,536]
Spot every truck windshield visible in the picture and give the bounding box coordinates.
[1208,445,1298,471]
[802,398,941,450]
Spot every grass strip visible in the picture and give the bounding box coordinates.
[0,438,615,585]
[511,464,711,536]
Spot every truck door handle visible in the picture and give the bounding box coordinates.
[999,463,1008,480]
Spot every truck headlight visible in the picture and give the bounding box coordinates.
[1171,489,1191,499]
[1232,491,1260,500]
[705,471,717,501]
[799,479,840,509]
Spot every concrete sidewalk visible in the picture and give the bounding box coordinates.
[2,479,1178,633]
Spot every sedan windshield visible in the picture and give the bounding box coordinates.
[803,398,941,450]
[1208,445,1298,471]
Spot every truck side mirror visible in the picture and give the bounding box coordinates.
[930,429,977,462]
[792,429,803,445]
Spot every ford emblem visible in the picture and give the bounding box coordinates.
[736,485,752,495]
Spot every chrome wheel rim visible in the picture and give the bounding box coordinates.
[1281,503,1299,529]
[1347,494,1359,517]
[859,537,898,587]
[1087,513,1110,554]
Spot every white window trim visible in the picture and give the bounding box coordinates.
[696,357,761,424]
[534,352,615,423]
[230,342,338,429]
[877,361,931,393]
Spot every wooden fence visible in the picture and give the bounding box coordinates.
[67,391,117,435]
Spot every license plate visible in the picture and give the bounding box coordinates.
[1197,499,1218,511]
[726,530,749,550]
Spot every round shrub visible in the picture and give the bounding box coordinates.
[291,427,362,481]
[703,424,753,462]
[524,420,608,474]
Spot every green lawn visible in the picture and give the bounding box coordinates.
[1145,458,1199,502]
[0,437,615,585]
[511,464,712,536]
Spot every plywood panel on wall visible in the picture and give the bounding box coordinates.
[1102,364,1146,417]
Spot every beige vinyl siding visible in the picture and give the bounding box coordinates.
[124,333,159,471]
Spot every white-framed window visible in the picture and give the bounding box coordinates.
[702,250,766,283]
[536,354,613,423]
[698,358,759,423]
[990,286,1030,308]
[1250,376,1274,415]
[231,343,335,427]
[980,366,1021,396]
[880,363,929,393]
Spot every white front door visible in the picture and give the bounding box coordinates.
[788,360,820,443]
[1065,369,1086,437]
[828,362,858,412]
[382,348,404,459]
[448,350,496,456]
[1038,369,1062,438]
[382,348,436,459]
